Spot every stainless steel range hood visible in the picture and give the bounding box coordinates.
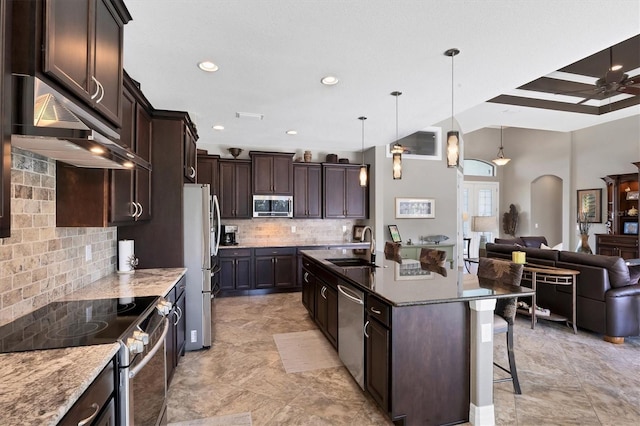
[11,74,150,170]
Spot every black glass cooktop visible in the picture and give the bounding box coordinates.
[0,296,159,353]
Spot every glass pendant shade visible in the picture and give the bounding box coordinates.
[391,143,403,180]
[446,130,459,168]
[358,116,367,187]
[359,165,367,187]
[492,150,511,166]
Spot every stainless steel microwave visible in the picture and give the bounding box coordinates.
[253,195,293,217]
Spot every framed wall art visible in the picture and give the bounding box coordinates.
[395,198,435,219]
[577,188,602,223]
[388,225,402,242]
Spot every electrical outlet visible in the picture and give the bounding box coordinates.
[85,245,92,261]
[291,225,296,233]
[190,330,197,343]
[342,225,347,232]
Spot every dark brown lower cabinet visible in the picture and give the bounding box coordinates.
[254,247,296,289]
[596,234,639,259]
[59,358,116,426]
[301,261,316,316]
[166,277,186,387]
[219,249,253,291]
[315,278,338,348]
[365,316,390,412]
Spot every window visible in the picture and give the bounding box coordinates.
[386,127,442,161]
[463,159,495,177]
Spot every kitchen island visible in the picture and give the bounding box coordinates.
[0,268,186,426]
[301,249,534,426]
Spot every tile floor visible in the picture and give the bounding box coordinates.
[167,292,640,425]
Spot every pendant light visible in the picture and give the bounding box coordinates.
[444,48,460,168]
[391,91,403,179]
[492,126,511,166]
[358,116,368,187]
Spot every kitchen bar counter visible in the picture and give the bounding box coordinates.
[301,249,534,426]
[302,249,533,306]
[0,268,186,426]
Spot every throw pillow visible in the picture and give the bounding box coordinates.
[540,242,563,250]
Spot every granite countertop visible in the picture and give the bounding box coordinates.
[0,268,186,426]
[302,249,535,307]
[220,241,369,249]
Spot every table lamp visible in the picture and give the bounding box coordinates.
[472,216,497,257]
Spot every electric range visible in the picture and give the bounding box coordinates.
[0,296,162,353]
[0,295,173,425]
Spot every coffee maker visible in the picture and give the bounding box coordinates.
[221,225,238,246]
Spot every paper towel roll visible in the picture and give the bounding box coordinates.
[118,240,136,273]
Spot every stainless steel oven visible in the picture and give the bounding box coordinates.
[0,294,172,426]
[119,299,171,426]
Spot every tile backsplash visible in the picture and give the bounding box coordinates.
[227,218,361,246]
[0,148,116,326]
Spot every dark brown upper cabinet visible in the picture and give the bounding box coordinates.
[12,0,131,127]
[293,163,322,218]
[56,70,153,227]
[219,160,251,219]
[0,0,11,238]
[323,164,368,219]
[250,152,294,195]
[197,150,220,198]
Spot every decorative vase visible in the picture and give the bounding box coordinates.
[577,234,592,254]
[304,151,312,162]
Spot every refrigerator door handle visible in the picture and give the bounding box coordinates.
[212,195,221,256]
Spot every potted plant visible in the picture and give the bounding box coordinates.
[577,211,592,254]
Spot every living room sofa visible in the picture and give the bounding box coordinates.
[486,241,640,342]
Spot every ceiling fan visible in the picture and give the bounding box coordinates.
[559,48,640,105]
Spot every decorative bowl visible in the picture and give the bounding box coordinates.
[228,148,243,158]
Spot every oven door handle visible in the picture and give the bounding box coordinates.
[128,317,169,379]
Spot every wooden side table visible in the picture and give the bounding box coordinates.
[520,264,580,334]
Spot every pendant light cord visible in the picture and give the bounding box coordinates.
[451,53,454,131]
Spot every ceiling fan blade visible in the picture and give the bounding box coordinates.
[618,85,640,96]
[576,88,606,105]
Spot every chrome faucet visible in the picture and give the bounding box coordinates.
[360,225,376,264]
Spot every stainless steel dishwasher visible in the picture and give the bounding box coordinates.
[337,282,365,390]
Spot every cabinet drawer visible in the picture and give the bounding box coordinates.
[174,276,186,300]
[60,360,115,426]
[254,247,296,256]
[367,295,390,328]
[219,248,252,258]
[596,235,638,247]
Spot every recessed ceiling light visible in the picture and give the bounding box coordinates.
[123,161,134,168]
[321,75,339,86]
[286,130,297,135]
[198,61,219,72]
[610,64,623,71]
[213,125,225,131]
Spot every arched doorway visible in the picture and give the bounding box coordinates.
[531,175,563,246]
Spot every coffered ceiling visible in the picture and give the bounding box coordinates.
[488,35,640,116]
[122,1,640,154]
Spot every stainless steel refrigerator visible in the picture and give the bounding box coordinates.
[183,183,221,351]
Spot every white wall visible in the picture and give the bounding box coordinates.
[373,142,457,251]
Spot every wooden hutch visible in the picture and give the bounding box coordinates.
[596,162,639,259]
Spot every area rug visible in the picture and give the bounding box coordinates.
[273,329,342,373]
[168,412,252,426]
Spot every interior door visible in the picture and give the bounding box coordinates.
[463,181,499,257]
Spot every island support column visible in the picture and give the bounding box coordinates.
[468,298,496,425]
